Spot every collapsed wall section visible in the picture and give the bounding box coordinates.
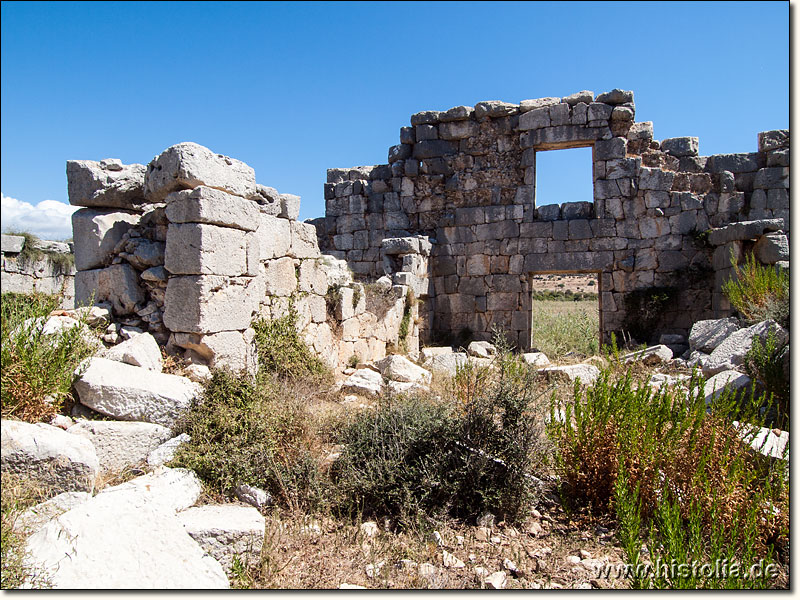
[67,144,422,375]
[316,90,789,348]
[1,234,75,308]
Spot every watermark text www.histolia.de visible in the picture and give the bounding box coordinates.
[595,559,781,581]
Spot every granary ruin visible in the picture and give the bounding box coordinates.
[60,89,789,373]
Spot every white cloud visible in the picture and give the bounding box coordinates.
[1,193,78,241]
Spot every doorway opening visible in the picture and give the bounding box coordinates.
[529,271,601,360]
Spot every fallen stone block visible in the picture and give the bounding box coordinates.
[165,186,260,231]
[1,419,99,494]
[67,420,172,475]
[98,466,203,513]
[375,354,431,384]
[734,422,789,461]
[701,370,755,405]
[100,331,163,372]
[421,346,453,362]
[147,433,191,467]
[24,472,227,589]
[423,352,470,376]
[73,357,202,428]
[522,352,550,367]
[177,505,266,575]
[703,320,788,377]
[171,329,257,375]
[539,364,601,385]
[467,341,496,359]
[622,344,673,365]
[688,317,741,354]
[144,142,256,203]
[67,160,147,210]
[15,492,91,536]
[235,483,273,510]
[338,368,384,396]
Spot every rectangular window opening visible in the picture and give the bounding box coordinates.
[529,272,601,359]
[534,146,594,219]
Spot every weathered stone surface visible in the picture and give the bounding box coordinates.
[539,364,601,385]
[703,320,788,376]
[235,483,273,510]
[519,97,561,112]
[255,213,291,260]
[100,332,163,372]
[375,355,431,384]
[298,259,329,295]
[144,142,256,203]
[165,223,256,276]
[1,234,25,253]
[147,433,191,467]
[474,100,517,119]
[68,420,172,475]
[99,466,204,513]
[67,160,147,210]
[660,137,699,157]
[279,193,301,220]
[72,208,140,271]
[467,341,496,359]
[163,275,263,333]
[24,468,227,589]
[172,329,257,374]
[73,357,201,428]
[735,422,789,460]
[707,219,784,246]
[688,317,741,353]
[702,370,754,405]
[562,91,594,106]
[165,186,259,231]
[420,347,453,362]
[622,345,673,364]
[75,264,145,316]
[261,257,297,297]
[338,368,384,396]
[423,352,469,376]
[753,233,789,264]
[289,221,322,259]
[758,130,789,153]
[595,89,633,105]
[177,505,266,575]
[1,419,99,494]
[522,352,550,367]
[15,492,91,535]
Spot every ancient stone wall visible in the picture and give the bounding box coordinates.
[67,144,421,374]
[1,234,75,308]
[313,89,789,348]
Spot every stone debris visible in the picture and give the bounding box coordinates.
[147,433,191,467]
[100,331,163,372]
[1,419,99,494]
[67,420,172,475]
[177,505,266,575]
[703,320,788,377]
[485,570,508,589]
[360,521,380,538]
[522,352,550,367]
[374,354,431,384]
[337,368,384,396]
[235,483,273,511]
[467,341,496,359]
[688,317,741,354]
[442,550,465,568]
[622,344,673,365]
[73,357,201,428]
[539,364,601,386]
[15,492,92,535]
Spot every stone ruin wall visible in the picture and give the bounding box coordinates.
[66,145,422,375]
[312,89,790,350]
[1,234,75,308]
[64,88,789,372]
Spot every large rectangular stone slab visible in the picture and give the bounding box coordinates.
[66,160,147,210]
[165,223,257,276]
[165,186,259,231]
[163,275,263,333]
[144,142,257,203]
[255,213,291,260]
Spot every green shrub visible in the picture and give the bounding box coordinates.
[722,252,789,328]
[171,370,324,511]
[743,328,789,429]
[548,367,788,588]
[1,473,50,588]
[332,336,549,527]
[1,292,97,421]
[252,306,330,382]
[530,300,599,358]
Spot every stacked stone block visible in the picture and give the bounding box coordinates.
[1,235,75,307]
[319,89,789,347]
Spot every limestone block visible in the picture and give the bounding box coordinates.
[705,153,759,174]
[703,320,788,377]
[67,420,172,475]
[289,221,321,259]
[298,259,329,295]
[144,142,256,203]
[163,275,263,333]
[753,233,789,264]
[73,357,201,428]
[660,137,699,157]
[1,419,99,494]
[440,105,474,121]
[522,352,550,367]
[758,129,789,153]
[178,505,266,575]
[99,467,203,513]
[147,433,191,467]
[707,219,784,246]
[320,254,353,287]
[539,364,601,385]
[255,213,291,260]
[622,345,673,364]
[519,97,560,112]
[474,100,517,119]
[702,370,754,406]
[735,422,789,460]
[338,368,384,396]
[261,257,297,297]
[100,331,163,372]
[1,234,25,253]
[24,472,228,589]
[519,107,550,130]
[375,355,431,384]
[638,167,674,191]
[627,121,653,141]
[562,90,593,105]
[72,208,140,271]
[423,352,469,376]
[439,120,479,140]
[562,202,593,220]
[15,492,92,536]
[165,223,255,276]
[251,184,281,215]
[165,186,259,231]
[279,193,301,220]
[467,341,496,359]
[753,167,788,190]
[75,264,145,316]
[596,89,633,105]
[172,329,257,374]
[536,204,561,221]
[66,160,147,210]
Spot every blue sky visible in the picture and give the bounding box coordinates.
[0,1,789,240]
